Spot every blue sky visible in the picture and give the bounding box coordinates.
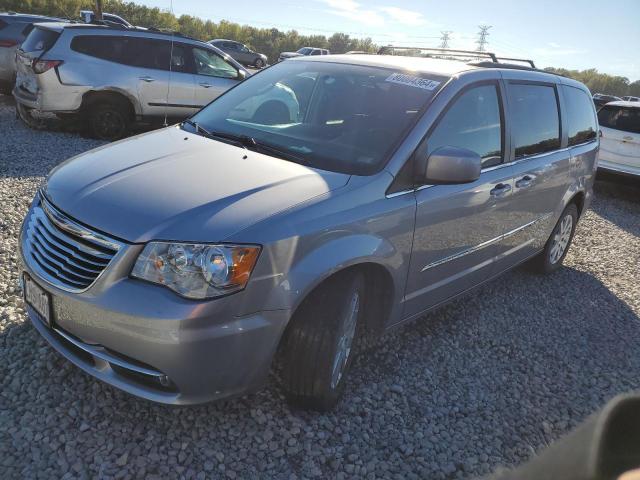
[138,0,640,81]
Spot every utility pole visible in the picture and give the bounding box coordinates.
[439,31,452,49]
[476,24,492,52]
[94,0,103,21]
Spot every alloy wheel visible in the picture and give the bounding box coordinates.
[330,290,360,389]
[549,214,573,264]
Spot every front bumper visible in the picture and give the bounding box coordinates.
[20,206,289,405]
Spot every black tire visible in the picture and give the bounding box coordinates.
[528,203,578,274]
[254,58,265,68]
[54,112,76,122]
[281,271,366,411]
[86,101,130,140]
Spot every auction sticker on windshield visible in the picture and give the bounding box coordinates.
[386,73,441,91]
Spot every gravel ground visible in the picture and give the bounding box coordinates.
[1,95,640,480]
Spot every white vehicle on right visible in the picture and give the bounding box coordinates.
[597,101,640,178]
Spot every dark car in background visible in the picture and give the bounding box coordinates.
[208,39,267,68]
[278,47,329,62]
[593,93,622,108]
[0,12,65,93]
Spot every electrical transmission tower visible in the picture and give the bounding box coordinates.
[439,31,452,49]
[476,25,492,52]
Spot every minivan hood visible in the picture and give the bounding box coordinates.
[44,127,349,243]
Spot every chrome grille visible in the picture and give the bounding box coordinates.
[22,195,122,292]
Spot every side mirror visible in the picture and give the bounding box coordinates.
[237,69,247,80]
[421,146,482,185]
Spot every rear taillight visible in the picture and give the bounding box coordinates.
[32,59,63,74]
[0,39,18,48]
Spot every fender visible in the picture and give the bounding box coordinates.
[263,232,404,318]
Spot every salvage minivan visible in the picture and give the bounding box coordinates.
[20,52,599,410]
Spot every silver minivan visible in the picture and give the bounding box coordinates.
[20,53,598,410]
[13,23,248,139]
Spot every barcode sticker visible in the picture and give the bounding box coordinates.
[385,73,441,91]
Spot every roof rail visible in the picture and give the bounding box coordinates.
[495,56,536,68]
[378,46,498,62]
[377,46,536,69]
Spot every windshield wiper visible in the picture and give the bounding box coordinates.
[249,139,308,165]
[182,120,306,164]
[182,119,251,149]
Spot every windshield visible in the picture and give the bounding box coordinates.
[186,61,447,174]
[297,47,312,55]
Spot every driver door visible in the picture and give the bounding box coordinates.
[403,82,514,318]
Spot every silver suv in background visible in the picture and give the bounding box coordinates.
[0,12,65,94]
[13,23,248,139]
[20,52,598,410]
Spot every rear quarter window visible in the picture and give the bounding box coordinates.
[598,105,640,134]
[507,83,561,158]
[563,86,597,146]
[21,27,60,52]
[21,24,35,37]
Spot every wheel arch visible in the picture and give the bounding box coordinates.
[80,88,139,118]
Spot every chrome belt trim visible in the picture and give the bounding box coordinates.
[420,213,552,272]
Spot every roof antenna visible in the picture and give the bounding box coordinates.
[163,0,174,127]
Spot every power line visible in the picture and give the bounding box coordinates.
[439,31,452,49]
[476,25,492,52]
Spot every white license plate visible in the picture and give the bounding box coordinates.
[23,274,52,327]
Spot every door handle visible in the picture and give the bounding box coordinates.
[490,183,512,197]
[199,82,213,88]
[515,175,533,188]
[139,76,154,82]
[622,136,633,142]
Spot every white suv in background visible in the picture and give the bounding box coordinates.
[13,23,248,139]
[597,101,640,178]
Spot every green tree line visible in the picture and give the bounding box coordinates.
[544,67,640,97]
[1,0,376,62]
[4,0,638,95]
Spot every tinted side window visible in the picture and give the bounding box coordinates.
[21,27,60,52]
[427,84,503,168]
[507,84,560,158]
[564,86,597,146]
[71,35,131,64]
[598,105,640,134]
[126,39,189,73]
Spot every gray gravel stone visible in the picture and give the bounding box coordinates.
[1,96,639,479]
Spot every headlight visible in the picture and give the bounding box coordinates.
[131,242,261,299]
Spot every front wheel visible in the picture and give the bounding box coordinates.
[254,58,265,68]
[281,272,365,411]
[528,203,578,274]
